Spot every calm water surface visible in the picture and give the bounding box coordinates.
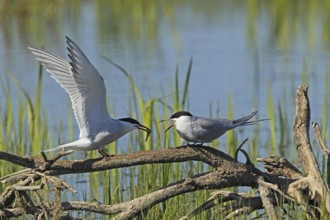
[0,0,330,203]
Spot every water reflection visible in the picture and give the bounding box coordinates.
[0,0,329,153]
[1,0,330,208]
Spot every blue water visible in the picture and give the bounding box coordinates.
[1,2,328,124]
[0,1,328,154]
[0,1,329,206]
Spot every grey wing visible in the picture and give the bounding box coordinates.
[191,117,232,142]
[27,37,111,138]
[195,117,233,130]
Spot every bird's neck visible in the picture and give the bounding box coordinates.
[175,116,192,131]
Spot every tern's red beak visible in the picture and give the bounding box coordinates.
[160,119,175,133]
[164,124,175,133]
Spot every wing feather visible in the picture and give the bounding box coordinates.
[27,37,111,138]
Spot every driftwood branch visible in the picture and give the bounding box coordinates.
[258,177,278,220]
[0,143,290,219]
[1,85,330,219]
[257,156,303,179]
[0,145,235,177]
[291,86,330,215]
[312,121,330,186]
[179,190,262,220]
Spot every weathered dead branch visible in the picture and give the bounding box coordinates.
[1,85,330,219]
[258,177,278,220]
[0,145,236,178]
[312,121,330,186]
[63,167,259,220]
[0,144,290,219]
[291,86,330,216]
[179,191,262,220]
[257,156,303,179]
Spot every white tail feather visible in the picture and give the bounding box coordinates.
[232,111,258,126]
[232,111,269,128]
[241,118,270,126]
[42,146,66,153]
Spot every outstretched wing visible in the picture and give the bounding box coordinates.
[27,36,111,138]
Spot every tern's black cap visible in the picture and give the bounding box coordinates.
[170,111,193,119]
[119,117,141,125]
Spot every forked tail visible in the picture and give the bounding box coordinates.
[232,111,269,127]
[241,118,270,126]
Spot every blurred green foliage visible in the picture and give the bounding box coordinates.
[1,0,330,50]
[1,0,330,219]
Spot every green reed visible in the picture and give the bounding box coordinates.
[0,67,48,193]
[267,85,277,154]
[321,70,329,139]
[1,58,328,219]
[226,94,237,157]
[320,71,330,181]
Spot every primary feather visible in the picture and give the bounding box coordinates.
[27,37,151,155]
[27,37,111,139]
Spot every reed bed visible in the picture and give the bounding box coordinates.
[0,58,328,219]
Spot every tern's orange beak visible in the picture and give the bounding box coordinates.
[164,124,175,133]
[160,119,175,133]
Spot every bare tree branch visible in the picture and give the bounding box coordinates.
[2,85,330,219]
[312,122,330,155]
[61,168,259,219]
[0,138,296,219]
[258,177,278,220]
[0,151,37,168]
[0,145,236,177]
[257,156,303,179]
[292,86,330,214]
[312,121,330,187]
[179,191,262,220]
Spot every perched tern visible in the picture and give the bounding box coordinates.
[27,37,151,157]
[160,111,266,144]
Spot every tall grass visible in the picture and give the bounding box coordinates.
[321,70,329,139]
[0,67,51,193]
[320,71,329,181]
[1,58,327,219]
[226,94,237,157]
[267,86,277,154]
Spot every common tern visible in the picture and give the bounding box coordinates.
[27,37,151,157]
[160,111,266,144]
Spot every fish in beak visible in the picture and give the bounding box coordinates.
[136,124,152,141]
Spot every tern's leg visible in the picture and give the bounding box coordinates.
[193,143,204,146]
[98,149,109,157]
